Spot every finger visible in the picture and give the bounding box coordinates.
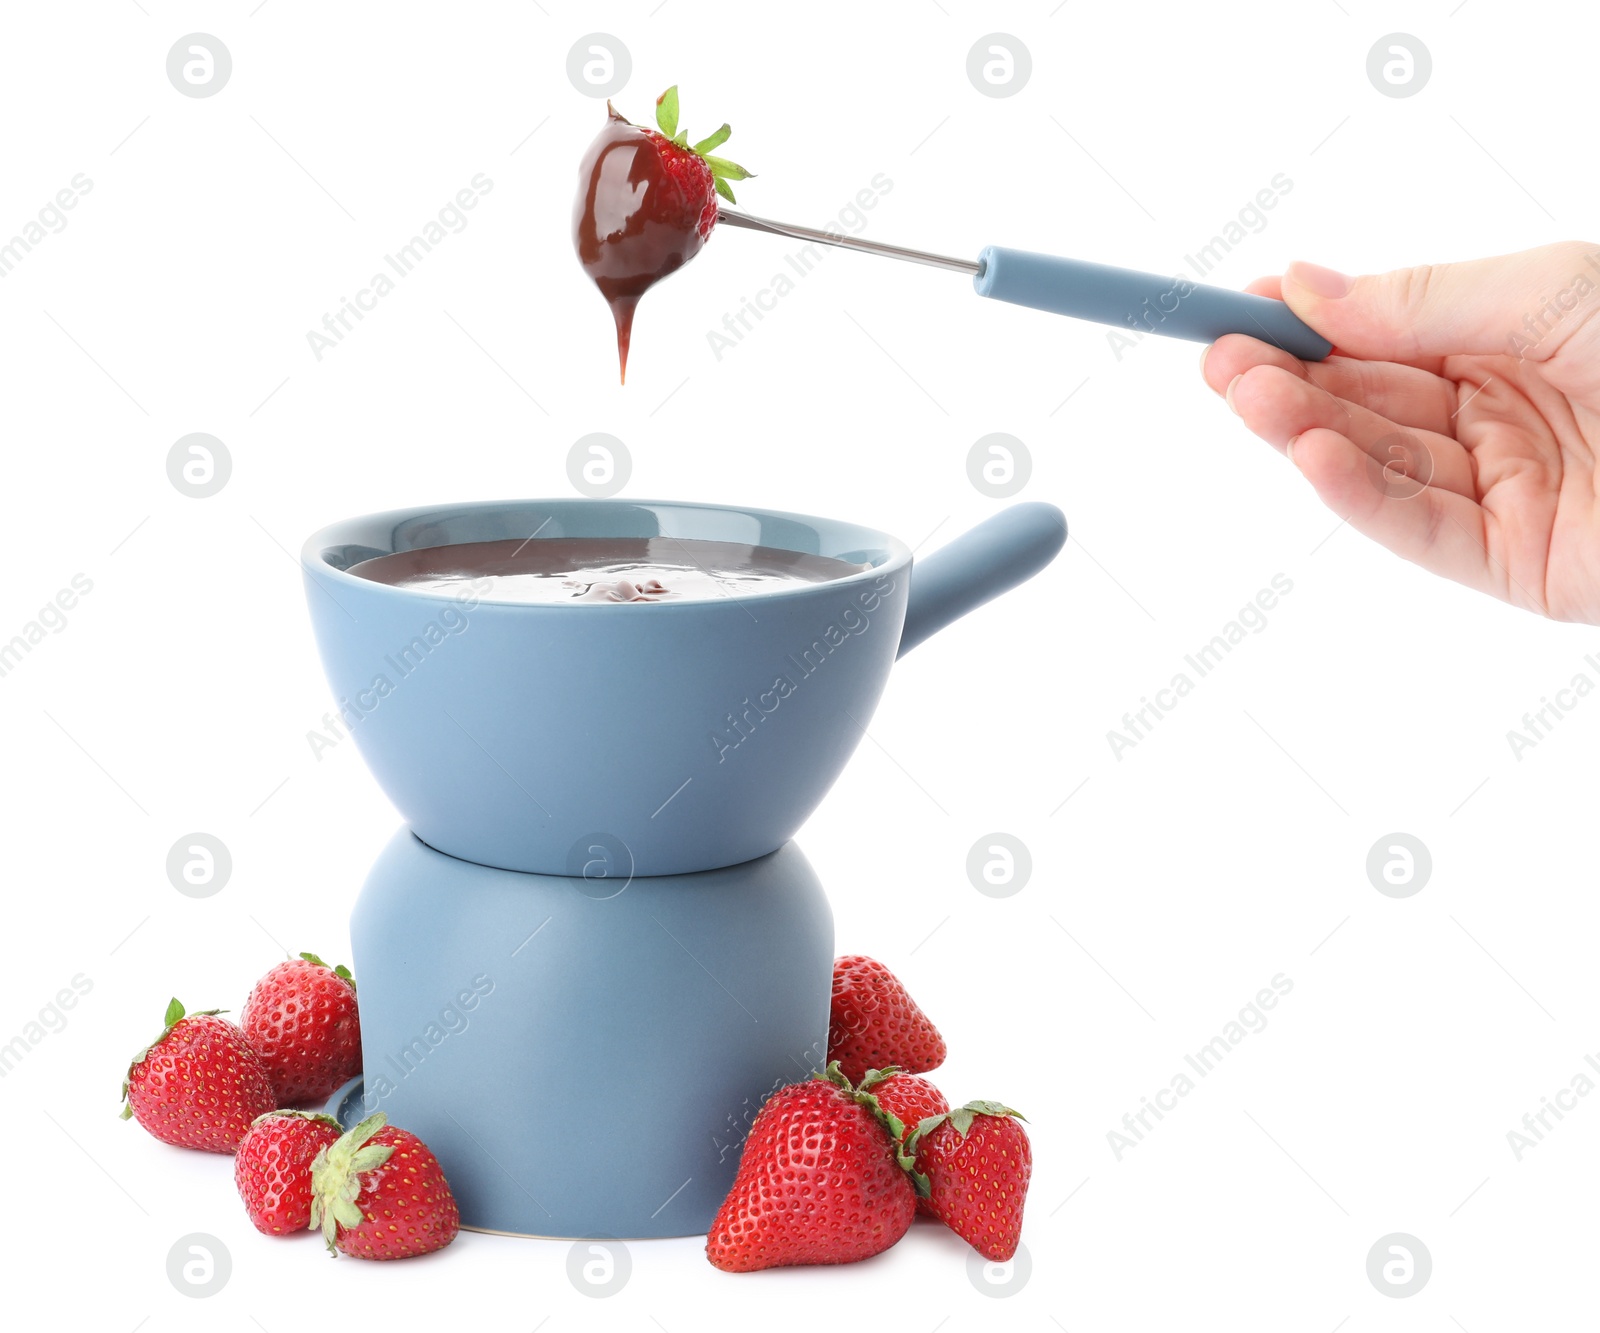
[1289,428,1500,599]
[1280,243,1600,369]
[1201,334,1459,437]
[1243,275,1283,300]
[1227,363,1476,497]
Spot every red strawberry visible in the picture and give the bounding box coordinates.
[855,1067,950,1217]
[574,85,753,381]
[706,1063,916,1272]
[236,1110,343,1236]
[906,1101,1032,1262]
[310,1112,460,1260]
[827,955,947,1085]
[120,998,276,1153]
[241,951,361,1106]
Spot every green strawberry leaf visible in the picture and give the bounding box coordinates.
[892,1133,916,1172]
[856,1066,901,1093]
[878,1106,906,1141]
[252,1109,341,1130]
[903,1111,950,1157]
[818,1061,914,1151]
[300,952,356,990]
[713,177,736,204]
[897,1112,950,1191]
[348,1144,395,1173]
[932,1101,1026,1141]
[816,1060,853,1092]
[310,1112,390,1255]
[703,155,752,182]
[962,1099,1026,1122]
[163,997,185,1027]
[693,123,731,154]
[655,86,679,139]
[338,1112,387,1156]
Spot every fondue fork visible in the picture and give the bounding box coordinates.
[717,208,1332,362]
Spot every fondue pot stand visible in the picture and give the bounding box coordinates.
[307,497,1066,1238]
[327,831,832,1239]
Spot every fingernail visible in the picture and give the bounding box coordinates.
[1225,374,1242,415]
[1285,261,1350,299]
[1285,434,1299,465]
[1199,343,1211,378]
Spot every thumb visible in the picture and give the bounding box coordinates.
[1280,242,1600,365]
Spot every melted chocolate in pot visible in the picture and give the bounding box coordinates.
[349,537,869,605]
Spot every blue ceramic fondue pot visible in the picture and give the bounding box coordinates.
[302,498,1064,876]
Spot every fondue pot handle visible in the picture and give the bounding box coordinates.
[897,502,1067,658]
[974,246,1334,362]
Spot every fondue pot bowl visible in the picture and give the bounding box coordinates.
[302,498,1066,877]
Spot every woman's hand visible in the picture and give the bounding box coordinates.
[1202,243,1600,622]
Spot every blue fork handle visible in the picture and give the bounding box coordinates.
[974,245,1333,362]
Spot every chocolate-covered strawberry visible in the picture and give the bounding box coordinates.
[574,85,753,382]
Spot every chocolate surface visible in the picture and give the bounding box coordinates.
[349,537,868,604]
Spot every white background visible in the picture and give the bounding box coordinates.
[3,0,1597,1326]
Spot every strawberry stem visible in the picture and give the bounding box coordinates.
[632,87,754,206]
[251,1108,342,1131]
[815,1060,916,1158]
